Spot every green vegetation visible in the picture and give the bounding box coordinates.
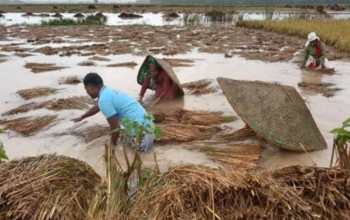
[0,130,8,164]
[41,16,106,26]
[331,118,350,170]
[236,20,350,53]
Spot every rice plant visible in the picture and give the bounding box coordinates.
[331,118,350,170]
[236,20,350,53]
[0,130,8,164]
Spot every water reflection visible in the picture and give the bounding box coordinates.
[0,11,349,26]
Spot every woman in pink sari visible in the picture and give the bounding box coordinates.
[139,63,176,105]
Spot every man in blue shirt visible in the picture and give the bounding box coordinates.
[72,73,154,153]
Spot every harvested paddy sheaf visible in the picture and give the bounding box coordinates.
[236,20,350,53]
[184,143,261,170]
[89,55,111,62]
[163,58,194,67]
[17,87,57,100]
[0,115,57,136]
[24,62,66,73]
[217,126,257,142]
[298,82,341,97]
[182,79,218,95]
[69,125,110,143]
[2,96,94,116]
[154,109,236,144]
[0,155,101,220]
[107,61,137,68]
[78,60,96,66]
[153,108,236,126]
[130,165,350,219]
[157,124,222,144]
[163,12,180,18]
[59,76,82,85]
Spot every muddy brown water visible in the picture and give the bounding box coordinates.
[0,27,349,176]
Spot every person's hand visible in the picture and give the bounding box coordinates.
[138,96,143,103]
[152,98,161,106]
[71,116,84,123]
[316,65,322,70]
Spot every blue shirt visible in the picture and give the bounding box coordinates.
[98,86,150,126]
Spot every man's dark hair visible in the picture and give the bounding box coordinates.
[83,73,104,87]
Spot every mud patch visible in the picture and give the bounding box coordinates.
[107,61,137,68]
[163,58,194,67]
[182,79,218,95]
[0,115,57,136]
[298,82,341,97]
[17,87,57,100]
[24,62,66,73]
[118,12,143,19]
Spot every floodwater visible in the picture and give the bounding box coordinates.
[0,10,350,26]
[1,24,350,176]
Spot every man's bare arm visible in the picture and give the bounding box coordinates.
[107,115,119,146]
[71,104,100,122]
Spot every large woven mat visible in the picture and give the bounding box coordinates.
[217,77,327,152]
[137,55,184,96]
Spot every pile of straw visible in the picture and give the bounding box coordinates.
[107,61,137,68]
[71,125,110,143]
[0,154,101,220]
[298,82,341,97]
[154,109,236,144]
[0,115,57,136]
[59,76,81,85]
[154,108,236,125]
[3,96,94,116]
[17,87,57,100]
[24,62,65,73]
[182,79,218,95]
[130,165,350,219]
[163,58,194,67]
[184,143,261,171]
[217,126,257,142]
[157,124,221,144]
[78,61,96,66]
[89,56,110,62]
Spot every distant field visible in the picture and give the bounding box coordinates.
[237,20,350,53]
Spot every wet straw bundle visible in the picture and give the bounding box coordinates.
[184,143,261,170]
[59,76,81,85]
[24,62,65,73]
[70,125,110,143]
[217,126,257,142]
[162,58,194,67]
[156,124,222,144]
[0,154,101,220]
[17,87,57,100]
[270,165,350,219]
[0,115,57,136]
[129,165,319,220]
[154,108,236,126]
[182,79,218,95]
[107,61,138,68]
[2,96,95,116]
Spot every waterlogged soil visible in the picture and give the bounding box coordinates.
[0,24,350,175]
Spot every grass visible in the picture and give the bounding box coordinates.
[41,17,105,26]
[236,20,350,53]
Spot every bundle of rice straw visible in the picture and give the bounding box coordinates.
[129,165,313,219]
[182,79,218,95]
[17,87,57,100]
[0,115,57,136]
[154,108,236,125]
[70,125,110,143]
[59,76,81,85]
[0,155,101,220]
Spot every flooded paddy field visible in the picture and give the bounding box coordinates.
[0,7,350,177]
